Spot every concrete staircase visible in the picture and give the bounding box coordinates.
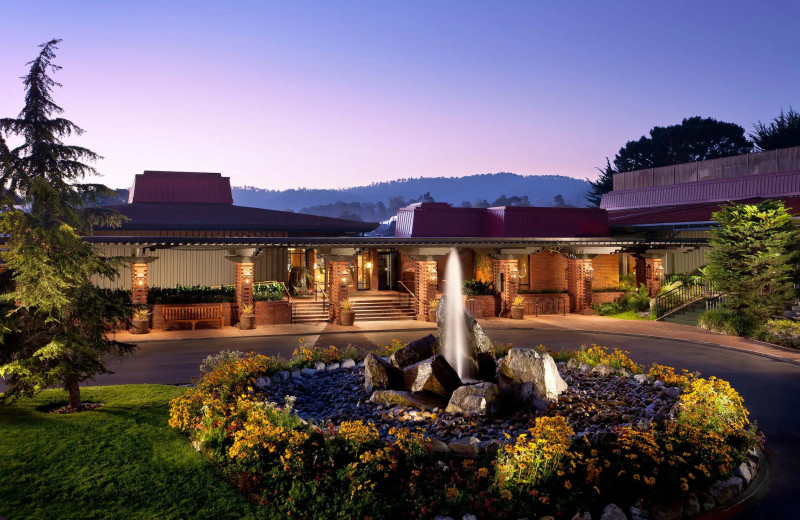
[660,299,709,326]
[292,301,329,324]
[351,297,416,322]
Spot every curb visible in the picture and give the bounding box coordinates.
[695,448,770,520]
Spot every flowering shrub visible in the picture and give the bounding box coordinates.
[570,344,644,374]
[763,318,800,348]
[168,346,761,519]
[496,416,574,492]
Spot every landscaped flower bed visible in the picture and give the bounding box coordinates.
[169,343,762,519]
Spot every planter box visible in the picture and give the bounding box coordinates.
[255,300,292,325]
[465,294,498,318]
[151,302,234,329]
[592,291,625,305]
[516,293,570,315]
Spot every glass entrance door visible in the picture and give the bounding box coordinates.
[377,251,396,291]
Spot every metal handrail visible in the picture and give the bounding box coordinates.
[653,277,718,318]
[397,280,418,314]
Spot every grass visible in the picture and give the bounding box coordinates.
[0,385,257,520]
[604,310,652,320]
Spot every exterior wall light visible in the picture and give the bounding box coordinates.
[429,270,438,285]
[654,263,665,280]
[583,261,594,282]
[510,265,519,280]
[366,261,373,269]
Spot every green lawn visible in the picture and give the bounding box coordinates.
[0,385,257,520]
[604,310,653,320]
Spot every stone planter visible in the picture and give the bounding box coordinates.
[238,315,255,330]
[428,309,437,322]
[340,310,355,326]
[510,305,524,319]
[130,319,150,335]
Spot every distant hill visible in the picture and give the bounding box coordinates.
[232,173,589,213]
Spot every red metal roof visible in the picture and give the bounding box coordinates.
[395,203,609,238]
[129,171,234,204]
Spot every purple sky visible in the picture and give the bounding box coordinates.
[1,1,798,190]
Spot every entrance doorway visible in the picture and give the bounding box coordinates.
[376,251,396,291]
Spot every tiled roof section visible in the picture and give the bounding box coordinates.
[395,203,609,238]
[607,196,800,227]
[128,171,234,204]
[601,170,800,211]
[98,203,378,233]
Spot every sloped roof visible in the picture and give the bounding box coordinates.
[98,202,377,233]
[129,171,234,204]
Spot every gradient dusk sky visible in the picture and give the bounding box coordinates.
[1,1,798,190]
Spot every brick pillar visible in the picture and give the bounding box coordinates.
[493,259,520,317]
[131,262,149,305]
[566,257,592,313]
[234,262,255,309]
[414,260,438,320]
[634,257,663,297]
[369,250,380,291]
[583,259,594,310]
[326,260,350,323]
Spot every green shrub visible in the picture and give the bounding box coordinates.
[763,319,800,348]
[461,279,495,295]
[699,308,759,337]
[253,282,284,301]
[593,301,623,315]
[200,349,244,374]
[147,285,235,304]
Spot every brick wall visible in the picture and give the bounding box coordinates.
[529,250,569,292]
[151,302,234,330]
[591,254,619,289]
[592,291,625,305]
[466,294,498,318]
[516,293,569,315]
[255,300,291,325]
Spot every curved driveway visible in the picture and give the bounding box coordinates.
[72,321,800,519]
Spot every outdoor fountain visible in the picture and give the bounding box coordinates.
[442,248,472,381]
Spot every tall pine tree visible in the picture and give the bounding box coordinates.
[703,200,799,327]
[585,158,615,207]
[0,40,133,410]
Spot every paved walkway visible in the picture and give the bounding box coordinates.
[110,314,800,366]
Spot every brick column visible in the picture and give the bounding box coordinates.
[234,262,255,309]
[493,258,520,317]
[414,260,438,320]
[369,250,380,291]
[131,262,149,305]
[635,257,663,298]
[565,257,593,313]
[326,260,350,323]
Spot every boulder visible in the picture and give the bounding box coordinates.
[445,383,500,415]
[301,368,318,377]
[313,361,325,370]
[341,358,356,368]
[591,364,615,377]
[435,296,495,378]
[571,513,591,520]
[734,462,753,486]
[629,505,650,520]
[698,492,715,512]
[403,355,462,396]
[651,502,682,520]
[497,348,567,408]
[708,477,743,505]
[364,353,403,393]
[325,362,340,370]
[369,390,447,411]
[255,376,270,390]
[391,334,439,368]
[447,436,480,457]
[683,494,700,517]
[633,374,649,384]
[599,504,626,520]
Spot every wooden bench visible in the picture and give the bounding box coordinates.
[162,304,224,331]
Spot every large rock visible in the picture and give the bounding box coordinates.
[436,295,495,378]
[369,390,447,411]
[364,353,403,393]
[403,355,462,396]
[709,477,743,505]
[445,382,500,415]
[391,334,439,368]
[497,348,568,409]
[599,504,626,520]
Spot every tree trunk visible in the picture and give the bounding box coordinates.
[67,380,82,411]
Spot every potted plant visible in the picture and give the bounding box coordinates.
[510,295,525,319]
[239,304,255,330]
[131,308,151,334]
[428,298,439,322]
[339,298,355,326]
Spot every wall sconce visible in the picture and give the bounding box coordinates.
[654,263,665,280]
[340,270,349,286]
[583,261,594,282]
[510,266,519,281]
[242,268,253,285]
[429,270,438,285]
[366,261,373,269]
[134,265,146,287]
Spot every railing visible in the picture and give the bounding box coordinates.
[652,277,718,318]
[705,294,725,312]
[397,280,418,315]
[533,295,566,316]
